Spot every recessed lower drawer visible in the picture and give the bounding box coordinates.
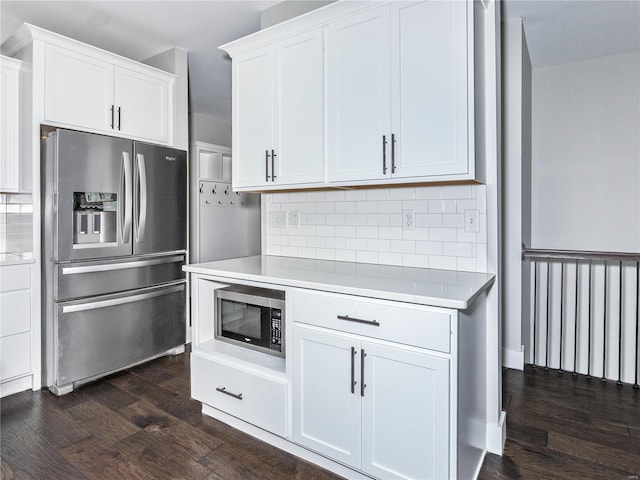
[1,333,31,381]
[292,289,451,353]
[191,353,287,437]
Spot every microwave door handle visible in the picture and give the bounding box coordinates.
[122,151,133,243]
[136,153,148,243]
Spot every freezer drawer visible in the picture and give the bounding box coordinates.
[55,254,185,301]
[52,282,186,392]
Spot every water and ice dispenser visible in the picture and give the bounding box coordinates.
[73,192,117,245]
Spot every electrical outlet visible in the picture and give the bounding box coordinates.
[402,210,415,230]
[464,209,479,233]
[287,211,299,228]
[269,211,286,228]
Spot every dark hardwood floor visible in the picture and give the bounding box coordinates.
[2,350,639,479]
[480,366,640,480]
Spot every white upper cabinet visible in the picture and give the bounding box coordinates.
[0,56,21,192]
[223,0,476,191]
[232,29,324,190]
[328,1,473,183]
[327,5,391,182]
[44,43,173,144]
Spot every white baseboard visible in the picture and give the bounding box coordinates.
[502,345,524,370]
[486,411,506,455]
[1,375,34,398]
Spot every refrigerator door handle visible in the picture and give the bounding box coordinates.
[61,283,184,313]
[60,254,185,275]
[122,151,133,243]
[137,153,148,243]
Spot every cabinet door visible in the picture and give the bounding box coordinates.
[44,44,114,133]
[327,5,391,182]
[233,48,275,188]
[361,342,450,480]
[292,325,361,468]
[115,66,172,144]
[274,29,324,185]
[0,61,19,191]
[390,1,470,178]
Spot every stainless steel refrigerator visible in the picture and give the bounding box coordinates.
[42,128,187,395]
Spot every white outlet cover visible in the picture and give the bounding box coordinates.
[402,209,415,230]
[270,211,286,228]
[464,209,479,233]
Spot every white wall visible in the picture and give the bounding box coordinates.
[531,50,640,252]
[502,18,531,369]
[189,112,231,147]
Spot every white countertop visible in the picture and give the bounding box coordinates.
[0,252,35,266]
[184,255,494,310]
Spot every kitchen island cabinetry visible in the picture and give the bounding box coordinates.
[184,256,494,480]
[44,42,173,144]
[231,28,324,190]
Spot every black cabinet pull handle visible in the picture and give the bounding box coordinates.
[110,105,115,129]
[382,135,388,174]
[216,387,243,400]
[117,107,121,130]
[265,150,270,181]
[350,347,357,394]
[391,133,396,173]
[360,349,367,397]
[271,149,276,180]
[337,314,380,327]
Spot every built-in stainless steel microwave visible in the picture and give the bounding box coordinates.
[214,284,285,357]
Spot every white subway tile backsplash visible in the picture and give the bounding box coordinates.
[356,226,378,239]
[367,238,390,252]
[391,240,416,254]
[355,201,378,214]
[264,185,488,273]
[415,213,442,228]
[325,213,346,225]
[416,241,443,255]
[316,225,336,237]
[429,228,457,242]
[346,238,367,250]
[366,214,390,226]
[356,251,378,264]
[442,214,465,228]
[415,186,443,199]
[389,187,416,200]
[442,242,473,257]
[428,199,456,214]
[345,190,367,201]
[326,237,346,249]
[336,226,356,237]
[335,202,356,214]
[366,188,390,200]
[377,200,402,213]
[429,255,458,270]
[378,227,403,240]
[335,249,356,262]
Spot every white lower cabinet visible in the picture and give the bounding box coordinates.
[191,352,287,438]
[293,324,450,480]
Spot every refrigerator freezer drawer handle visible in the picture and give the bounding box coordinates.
[137,153,148,243]
[61,255,185,275]
[122,152,133,243]
[61,284,184,313]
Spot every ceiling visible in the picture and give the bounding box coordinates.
[1,1,639,123]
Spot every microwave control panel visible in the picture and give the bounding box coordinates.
[271,309,282,352]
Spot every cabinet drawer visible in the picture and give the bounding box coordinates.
[0,290,31,336]
[1,332,31,381]
[0,266,30,292]
[292,289,451,353]
[191,353,287,437]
